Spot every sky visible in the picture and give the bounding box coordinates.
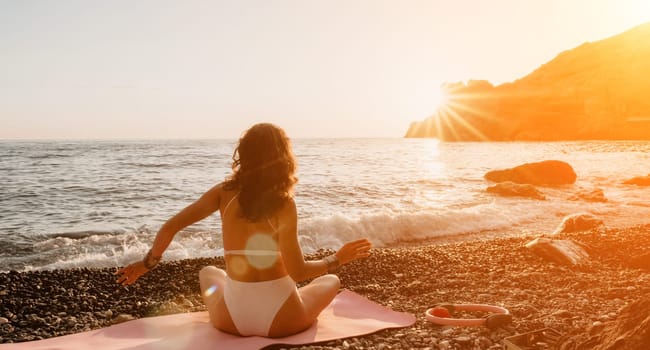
[1,0,649,140]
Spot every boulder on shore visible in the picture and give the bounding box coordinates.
[486,181,546,200]
[554,213,604,234]
[623,174,650,186]
[525,237,590,266]
[485,160,577,185]
[560,295,650,350]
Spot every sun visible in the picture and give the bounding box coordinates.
[407,83,496,141]
[431,88,449,112]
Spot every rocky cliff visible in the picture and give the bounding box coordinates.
[405,22,650,141]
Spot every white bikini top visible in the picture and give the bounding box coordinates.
[222,193,280,257]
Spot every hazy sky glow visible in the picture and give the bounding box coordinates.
[1,0,649,139]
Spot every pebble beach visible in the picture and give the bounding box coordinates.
[2,224,650,349]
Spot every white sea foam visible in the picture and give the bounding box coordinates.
[20,197,645,272]
[24,229,225,271]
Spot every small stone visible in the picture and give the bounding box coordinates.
[478,336,493,348]
[0,317,9,325]
[589,321,606,335]
[455,335,472,344]
[439,340,451,350]
[552,309,572,318]
[113,314,135,324]
[179,298,193,308]
[441,328,455,336]
[48,316,61,326]
[2,324,15,334]
[94,310,113,319]
[65,316,77,327]
[598,314,612,322]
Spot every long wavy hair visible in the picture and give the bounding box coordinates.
[223,123,298,222]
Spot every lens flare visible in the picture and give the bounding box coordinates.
[204,285,218,297]
[229,255,249,277]
[245,233,279,270]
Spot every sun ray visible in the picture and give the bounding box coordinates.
[442,103,491,141]
[416,83,504,141]
[433,111,445,140]
[438,106,462,141]
[426,113,436,138]
[446,99,499,123]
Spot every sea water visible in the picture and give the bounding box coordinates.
[2,139,650,272]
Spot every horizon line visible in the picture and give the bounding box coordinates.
[0,135,407,142]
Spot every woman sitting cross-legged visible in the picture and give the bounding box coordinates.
[115,123,372,337]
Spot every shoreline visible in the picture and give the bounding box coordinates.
[2,225,650,349]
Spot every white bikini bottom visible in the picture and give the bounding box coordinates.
[223,275,297,336]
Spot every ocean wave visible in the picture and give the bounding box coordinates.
[122,162,174,168]
[26,153,75,159]
[15,228,223,272]
[6,206,522,271]
[297,203,537,251]
[46,229,126,240]
[86,210,114,218]
[8,198,650,272]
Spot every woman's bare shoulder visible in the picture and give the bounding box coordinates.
[277,197,297,228]
[198,182,227,204]
[205,182,224,195]
[280,196,297,214]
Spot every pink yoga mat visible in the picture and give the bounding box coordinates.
[0,290,415,350]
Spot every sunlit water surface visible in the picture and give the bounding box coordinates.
[2,139,650,271]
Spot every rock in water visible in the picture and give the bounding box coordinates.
[525,237,589,266]
[484,160,577,185]
[623,174,650,186]
[554,213,604,234]
[486,181,546,200]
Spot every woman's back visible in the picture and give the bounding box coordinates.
[220,189,290,282]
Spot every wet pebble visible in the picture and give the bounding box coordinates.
[112,314,135,324]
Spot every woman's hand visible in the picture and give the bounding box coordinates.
[335,239,372,265]
[115,261,149,286]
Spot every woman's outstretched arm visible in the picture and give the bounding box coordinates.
[115,183,223,285]
[278,199,372,282]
